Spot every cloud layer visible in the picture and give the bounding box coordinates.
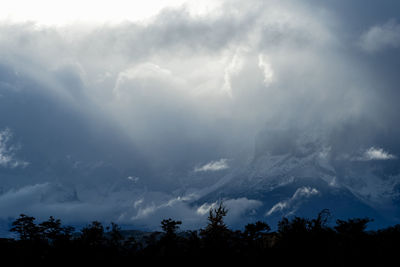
[0,0,400,228]
[360,19,400,53]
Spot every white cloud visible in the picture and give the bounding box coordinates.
[195,158,229,172]
[196,198,262,224]
[0,0,396,229]
[340,147,397,162]
[360,147,396,161]
[0,0,222,26]
[258,54,274,85]
[266,187,319,216]
[0,179,262,229]
[0,0,371,162]
[222,47,247,97]
[0,129,12,167]
[360,19,400,53]
[293,186,319,198]
[127,176,140,183]
[125,194,261,229]
[0,128,29,168]
[265,202,287,216]
[196,202,218,215]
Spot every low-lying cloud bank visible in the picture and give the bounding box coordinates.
[0,182,262,230]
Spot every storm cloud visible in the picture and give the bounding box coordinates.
[1,0,400,229]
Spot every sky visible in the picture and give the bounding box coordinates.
[1,0,400,231]
[1,0,222,25]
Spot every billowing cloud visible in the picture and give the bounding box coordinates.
[347,147,397,161]
[195,159,229,172]
[0,129,13,167]
[0,181,260,230]
[0,0,400,229]
[362,147,397,161]
[266,187,320,217]
[258,54,274,86]
[360,19,400,53]
[0,128,28,168]
[196,198,262,225]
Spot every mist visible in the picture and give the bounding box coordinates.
[1,0,400,229]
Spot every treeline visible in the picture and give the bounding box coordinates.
[1,205,400,266]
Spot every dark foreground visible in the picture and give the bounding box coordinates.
[1,206,399,266]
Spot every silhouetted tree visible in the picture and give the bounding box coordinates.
[200,202,233,254]
[334,217,374,265]
[278,216,310,236]
[202,202,228,234]
[123,236,141,252]
[242,220,271,255]
[10,214,41,241]
[334,217,372,235]
[310,209,331,232]
[6,210,400,265]
[39,216,74,244]
[277,214,333,265]
[161,218,182,239]
[39,216,62,240]
[244,221,271,241]
[185,230,201,253]
[107,222,123,247]
[156,218,183,259]
[143,231,162,248]
[79,221,105,247]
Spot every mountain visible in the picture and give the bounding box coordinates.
[193,127,400,229]
[1,60,399,231]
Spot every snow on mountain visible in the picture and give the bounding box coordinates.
[193,127,400,228]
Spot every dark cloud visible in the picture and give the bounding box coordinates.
[0,0,400,229]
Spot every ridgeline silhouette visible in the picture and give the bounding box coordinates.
[1,204,399,265]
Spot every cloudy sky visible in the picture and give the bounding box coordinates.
[1,0,400,230]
